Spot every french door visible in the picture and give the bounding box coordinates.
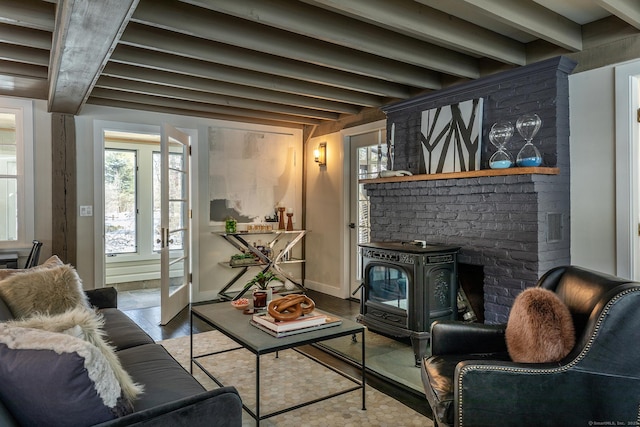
[159,124,190,325]
[348,127,387,298]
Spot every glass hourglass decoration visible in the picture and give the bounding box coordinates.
[515,113,542,167]
[489,122,514,169]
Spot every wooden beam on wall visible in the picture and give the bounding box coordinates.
[51,113,76,265]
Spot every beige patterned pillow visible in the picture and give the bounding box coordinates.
[0,263,90,319]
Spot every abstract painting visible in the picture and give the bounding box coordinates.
[420,98,483,174]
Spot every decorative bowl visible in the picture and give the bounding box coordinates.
[231,298,249,310]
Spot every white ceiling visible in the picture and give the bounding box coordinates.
[0,0,638,129]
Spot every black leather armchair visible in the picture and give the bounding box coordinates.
[422,265,640,427]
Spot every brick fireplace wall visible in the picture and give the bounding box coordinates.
[365,57,577,323]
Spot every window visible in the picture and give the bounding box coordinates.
[0,98,34,249]
[104,149,137,254]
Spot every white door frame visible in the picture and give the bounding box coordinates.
[340,120,386,299]
[615,60,640,280]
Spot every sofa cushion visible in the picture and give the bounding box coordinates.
[0,297,12,322]
[505,287,575,363]
[8,307,144,402]
[0,263,89,319]
[0,324,133,427]
[99,308,155,350]
[116,343,205,412]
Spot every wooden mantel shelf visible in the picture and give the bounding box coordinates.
[360,167,559,184]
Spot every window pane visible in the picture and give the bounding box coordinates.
[0,177,17,241]
[153,152,184,251]
[104,149,137,254]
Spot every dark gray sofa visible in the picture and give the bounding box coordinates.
[0,286,242,427]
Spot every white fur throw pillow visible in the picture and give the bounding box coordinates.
[8,307,144,402]
[0,263,89,319]
[0,255,63,280]
[505,287,576,363]
[0,324,133,426]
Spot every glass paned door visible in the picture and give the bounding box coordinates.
[159,124,190,325]
[349,128,387,298]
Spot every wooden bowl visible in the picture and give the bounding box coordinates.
[231,298,249,310]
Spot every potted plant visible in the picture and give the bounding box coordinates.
[244,271,278,308]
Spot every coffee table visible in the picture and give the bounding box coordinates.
[190,302,366,425]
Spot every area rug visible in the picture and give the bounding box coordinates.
[160,331,433,427]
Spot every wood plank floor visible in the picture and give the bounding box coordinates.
[122,289,432,419]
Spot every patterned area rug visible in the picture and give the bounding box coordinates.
[160,331,433,427]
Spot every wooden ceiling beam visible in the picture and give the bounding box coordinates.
[86,97,306,129]
[297,0,525,65]
[48,0,139,114]
[131,0,448,87]
[110,44,386,107]
[459,0,583,51]
[184,0,483,75]
[596,0,640,29]
[93,78,341,121]
[0,0,55,31]
[0,42,49,66]
[0,23,51,50]
[89,88,325,125]
[0,61,48,79]
[101,62,363,114]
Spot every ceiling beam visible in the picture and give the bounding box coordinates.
[0,0,55,31]
[110,44,386,107]
[86,97,306,129]
[94,77,341,121]
[0,42,49,66]
[120,23,411,99]
[596,0,640,29]
[0,61,48,79]
[301,0,526,65]
[101,62,363,114]
[89,88,324,126]
[0,23,51,50]
[459,0,583,51]
[183,0,484,75]
[131,0,449,87]
[48,0,139,114]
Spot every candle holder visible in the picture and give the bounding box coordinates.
[278,207,286,230]
[286,213,294,231]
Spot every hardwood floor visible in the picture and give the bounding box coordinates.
[121,289,432,419]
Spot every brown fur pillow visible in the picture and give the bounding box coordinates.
[505,287,575,363]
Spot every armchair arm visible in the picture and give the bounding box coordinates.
[94,387,242,427]
[85,287,118,309]
[431,320,507,356]
[455,361,639,427]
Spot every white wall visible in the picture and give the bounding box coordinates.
[569,60,640,276]
[74,104,301,300]
[304,132,347,297]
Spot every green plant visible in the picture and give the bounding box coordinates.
[244,271,278,291]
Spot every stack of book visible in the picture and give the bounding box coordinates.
[250,310,342,337]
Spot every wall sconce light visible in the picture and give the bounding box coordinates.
[314,142,326,166]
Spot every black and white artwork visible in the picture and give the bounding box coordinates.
[420,98,483,174]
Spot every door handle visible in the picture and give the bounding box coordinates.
[348,223,356,229]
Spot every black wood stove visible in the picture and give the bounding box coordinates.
[358,241,459,365]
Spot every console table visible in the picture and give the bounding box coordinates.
[216,230,307,301]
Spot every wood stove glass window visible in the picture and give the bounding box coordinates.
[367,264,409,310]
